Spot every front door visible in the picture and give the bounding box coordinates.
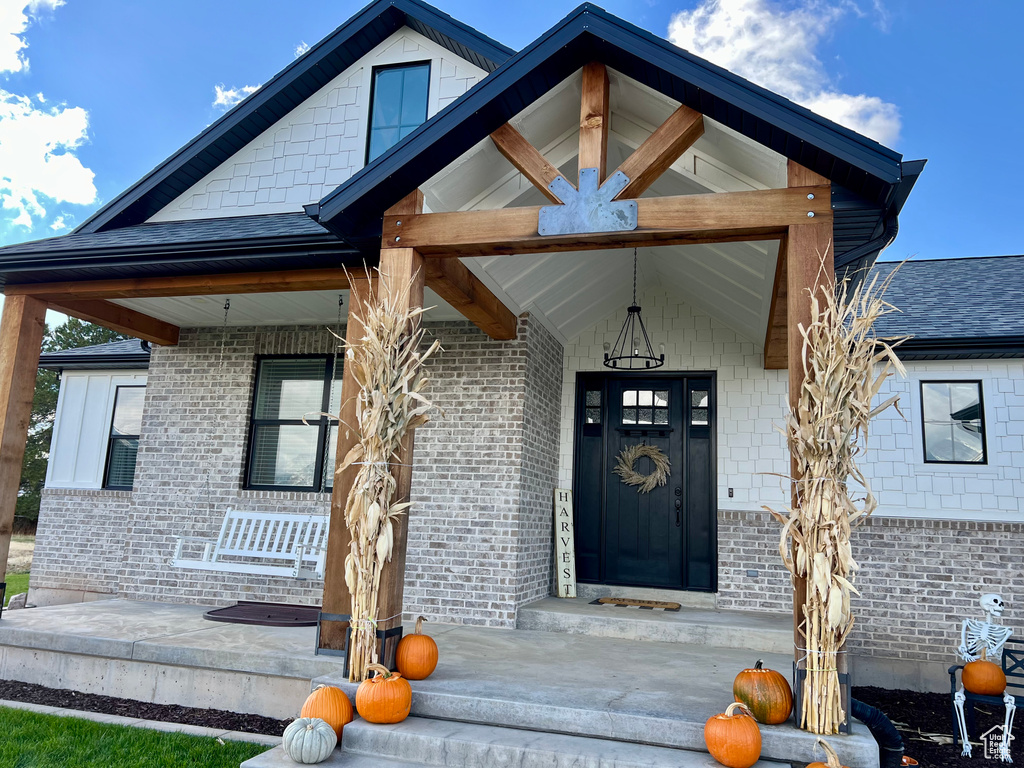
[573,373,716,591]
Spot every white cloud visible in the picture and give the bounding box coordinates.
[668,0,900,145]
[213,83,260,110]
[49,212,68,230]
[294,41,310,58]
[0,0,63,75]
[0,2,95,232]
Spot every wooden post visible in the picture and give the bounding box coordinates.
[578,62,609,183]
[785,160,835,678]
[375,190,425,669]
[318,275,373,653]
[0,296,47,591]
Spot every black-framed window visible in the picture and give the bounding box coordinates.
[104,386,145,490]
[246,356,342,491]
[921,380,986,464]
[366,62,430,163]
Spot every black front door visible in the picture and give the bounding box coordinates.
[573,372,716,591]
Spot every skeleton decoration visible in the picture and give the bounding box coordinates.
[954,593,1015,761]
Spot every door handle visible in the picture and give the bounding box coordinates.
[674,489,682,526]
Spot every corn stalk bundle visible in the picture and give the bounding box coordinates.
[337,269,441,682]
[767,255,907,734]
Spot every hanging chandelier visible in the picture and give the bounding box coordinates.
[603,248,664,370]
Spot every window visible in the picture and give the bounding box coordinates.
[247,357,342,491]
[622,389,669,425]
[104,386,145,489]
[921,381,986,464]
[367,62,430,162]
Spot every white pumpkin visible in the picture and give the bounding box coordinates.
[282,717,337,764]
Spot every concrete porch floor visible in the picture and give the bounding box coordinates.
[0,598,877,767]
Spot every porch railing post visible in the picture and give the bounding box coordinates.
[785,159,838,709]
[0,295,47,597]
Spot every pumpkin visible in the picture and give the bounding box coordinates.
[356,663,413,724]
[299,684,353,739]
[396,616,438,680]
[282,717,337,764]
[807,737,848,768]
[733,659,793,725]
[704,702,762,768]
[963,647,1006,696]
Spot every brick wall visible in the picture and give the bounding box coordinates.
[36,317,564,627]
[33,488,133,599]
[718,510,1024,669]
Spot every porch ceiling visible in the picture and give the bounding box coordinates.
[420,67,784,345]
[111,288,465,327]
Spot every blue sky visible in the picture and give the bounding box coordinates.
[1,0,1022,264]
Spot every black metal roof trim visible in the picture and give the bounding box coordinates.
[314,2,913,242]
[38,339,151,371]
[74,0,514,236]
[893,336,1024,361]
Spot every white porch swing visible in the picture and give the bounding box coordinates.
[170,296,342,582]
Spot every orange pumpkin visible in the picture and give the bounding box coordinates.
[704,702,762,768]
[299,684,353,739]
[356,663,412,724]
[807,737,848,768]
[963,648,1006,696]
[733,659,793,725]
[396,616,438,680]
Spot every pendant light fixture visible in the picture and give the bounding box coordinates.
[603,248,664,370]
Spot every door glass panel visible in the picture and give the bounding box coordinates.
[654,390,668,407]
[621,389,667,426]
[623,390,637,407]
[691,389,709,426]
[637,390,652,406]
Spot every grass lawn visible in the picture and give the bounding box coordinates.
[0,707,268,767]
[5,572,29,605]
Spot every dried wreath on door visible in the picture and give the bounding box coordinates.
[613,443,671,493]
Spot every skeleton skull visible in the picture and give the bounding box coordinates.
[981,593,1005,617]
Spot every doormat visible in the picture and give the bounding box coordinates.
[591,597,681,612]
[204,601,321,627]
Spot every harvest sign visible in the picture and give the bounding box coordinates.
[553,489,577,598]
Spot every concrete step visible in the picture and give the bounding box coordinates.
[242,742,424,767]
[342,717,787,768]
[517,597,791,654]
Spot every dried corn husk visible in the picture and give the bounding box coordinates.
[766,250,907,734]
[334,266,441,682]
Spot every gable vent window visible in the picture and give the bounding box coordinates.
[921,381,986,464]
[104,386,145,490]
[367,62,430,163]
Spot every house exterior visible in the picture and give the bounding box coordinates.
[2,0,1016,691]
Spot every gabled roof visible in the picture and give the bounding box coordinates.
[38,339,151,371]
[871,256,1024,360]
[311,2,923,263]
[75,0,514,235]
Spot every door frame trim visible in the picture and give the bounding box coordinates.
[571,369,718,592]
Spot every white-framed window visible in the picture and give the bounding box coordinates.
[920,380,986,465]
[103,386,145,489]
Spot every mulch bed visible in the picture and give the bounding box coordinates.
[0,680,291,736]
[855,685,1010,768]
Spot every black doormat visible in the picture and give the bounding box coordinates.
[204,600,321,627]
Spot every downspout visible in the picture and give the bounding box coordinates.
[852,698,907,768]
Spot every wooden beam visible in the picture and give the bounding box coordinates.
[383,186,831,257]
[0,295,46,586]
[374,190,425,671]
[318,276,374,655]
[578,62,610,183]
[490,124,569,205]
[763,235,788,370]
[5,267,358,301]
[424,258,518,340]
[613,105,705,200]
[48,299,180,346]
[785,160,834,692]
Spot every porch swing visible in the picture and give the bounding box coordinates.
[170,296,343,583]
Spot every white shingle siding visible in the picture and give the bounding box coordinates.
[147,28,486,223]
